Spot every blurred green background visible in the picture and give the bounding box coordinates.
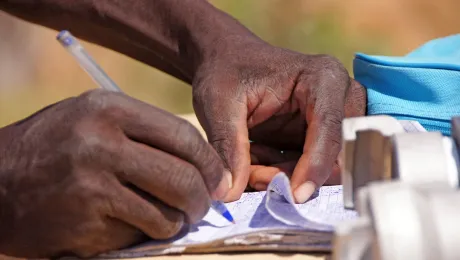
[1,0,459,127]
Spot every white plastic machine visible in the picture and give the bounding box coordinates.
[333,115,460,260]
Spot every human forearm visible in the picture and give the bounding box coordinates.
[0,0,260,84]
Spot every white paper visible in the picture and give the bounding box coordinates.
[399,120,427,133]
[161,173,357,246]
[103,119,426,258]
[266,173,356,231]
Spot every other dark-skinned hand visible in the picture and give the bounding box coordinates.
[247,79,366,191]
[193,38,366,203]
[0,89,229,258]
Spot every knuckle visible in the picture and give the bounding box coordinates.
[169,166,210,223]
[78,89,109,108]
[210,138,232,166]
[202,152,225,192]
[192,142,224,192]
[349,79,367,103]
[314,54,343,70]
[77,89,123,111]
[189,199,211,224]
[173,118,205,155]
[312,54,349,81]
[248,172,259,187]
[155,213,185,239]
[174,118,202,140]
[71,118,121,161]
[304,158,329,183]
[209,125,234,151]
[192,84,208,104]
[345,79,367,117]
[170,118,224,195]
[314,111,343,153]
[317,108,343,129]
[73,120,106,148]
[192,79,220,112]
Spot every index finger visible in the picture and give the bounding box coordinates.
[290,75,348,203]
[85,90,229,199]
[290,112,343,203]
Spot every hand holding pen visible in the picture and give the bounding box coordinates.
[57,30,235,224]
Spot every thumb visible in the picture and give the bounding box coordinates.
[193,83,250,202]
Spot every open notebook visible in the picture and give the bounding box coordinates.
[97,120,426,258]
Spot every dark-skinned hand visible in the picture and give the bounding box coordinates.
[1,0,366,204]
[247,79,366,192]
[0,90,229,258]
[193,39,367,203]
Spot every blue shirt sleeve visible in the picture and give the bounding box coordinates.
[354,34,460,136]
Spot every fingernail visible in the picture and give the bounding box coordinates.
[253,183,267,191]
[212,169,233,200]
[293,181,316,204]
[224,169,233,189]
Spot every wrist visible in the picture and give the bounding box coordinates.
[178,1,264,78]
[0,126,19,254]
[0,130,7,250]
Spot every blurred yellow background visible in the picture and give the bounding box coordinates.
[1,0,459,127]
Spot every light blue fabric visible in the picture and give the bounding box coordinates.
[354,34,460,136]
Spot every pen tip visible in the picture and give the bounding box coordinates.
[231,220,236,224]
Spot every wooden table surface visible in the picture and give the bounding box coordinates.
[128,253,328,260]
[0,253,328,260]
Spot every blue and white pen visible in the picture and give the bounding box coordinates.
[57,30,235,224]
[211,201,235,224]
[57,30,121,92]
